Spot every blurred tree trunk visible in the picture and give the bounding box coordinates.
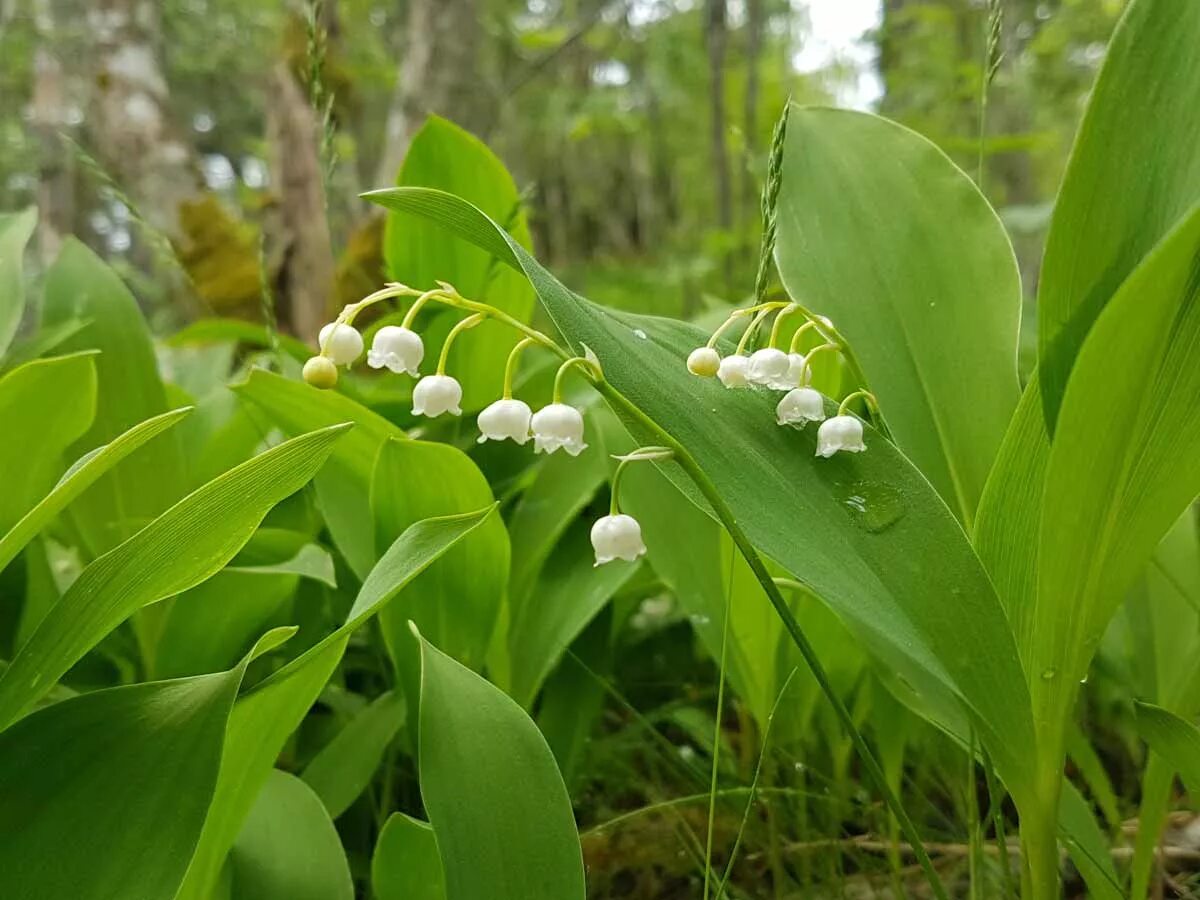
[265,63,335,340]
[743,0,763,193]
[86,0,201,234]
[28,0,74,262]
[375,0,485,185]
[705,0,733,294]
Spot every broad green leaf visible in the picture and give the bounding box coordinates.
[0,352,97,535]
[176,507,496,900]
[42,239,187,553]
[301,690,404,818]
[169,317,312,362]
[373,813,446,900]
[235,367,405,577]
[507,429,608,608]
[371,438,508,676]
[0,207,37,356]
[776,106,1020,525]
[0,408,191,573]
[155,571,297,678]
[0,424,350,728]
[972,374,1049,665]
[1037,0,1200,427]
[415,627,586,900]
[362,186,1038,805]
[0,627,291,900]
[1031,204,1200,758]
[1058,781,1123,900]
[509,519,637,707]
[384,116,534,411]
[227,769,353,900]
[1,316,91,374]
[1135,702,1200,794]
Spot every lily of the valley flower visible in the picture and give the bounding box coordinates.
[367,325,424,375]
[686,346,721,377]
[302,355,338,389]
[815,415,866,457]
[590,514,647,565]
[531,403,587,456]
[747,347,790,385]
[717,354,751,388]
[318,322,364,365]
[776,387,826,427]
[412,374,463,418]
[477,398,532,445]
[768,352,810,390]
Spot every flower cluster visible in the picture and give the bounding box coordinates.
[302,281,659,566]
[685,302,877,457]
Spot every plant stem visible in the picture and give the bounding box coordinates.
[702,542,736,900]
[591,377,949,900]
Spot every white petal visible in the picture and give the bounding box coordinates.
[318,323,364,365]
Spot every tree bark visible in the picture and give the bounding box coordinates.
[374,0,486,186]
[28,0,75,262]
[705,0,734,292]
[85,0,201,234]
[265,63,335,340]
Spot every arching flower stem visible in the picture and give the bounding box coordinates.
[767,304,801,348]
[608,446,673,515]
[799,342,840,383]
[736,307,775,355]
[787,319,821,353]
[436,313,485,375]
[552,355,603,403]
[705,300,791,349]
[502,337,539,399]
[838,389,880,418]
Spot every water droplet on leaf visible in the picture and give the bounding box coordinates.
[834,481,906,533]
[1041,668,1057,681]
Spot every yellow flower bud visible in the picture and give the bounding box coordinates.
[302,356,338,390]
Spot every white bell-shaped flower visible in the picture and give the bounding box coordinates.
[765,352,811,390]
[776,387,826,427]
[747,348,790,385]
[412,374,463,418]
[717,354,751,388]
[367,325,424,376]
[531,403,587,456]
[815,415,866,457]
[686,346,721,377]
[318,322,363,365]
[590,514,647,565]
[477,398,532,445]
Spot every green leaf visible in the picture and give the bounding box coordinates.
[506,429,608,608]
[0,627,292,900]
[41,238,187,553]
[1135,702,1200,795]
[371,438,508,676]
[372,813,446,900]
[775,106,1021,525]
[0,424,351,729]
[0,207,37,356]
[415,626,586,900]
[301,690,404,819]
[0,352,97,535]
[384,116,535,411]
[509,518,637,707]
[1030,204,1200,756]
[176,506,497,900]
[227,769,353,900]
[169,318,312,362]
[1037,0,1200,427]
[0,407,192,574]
[234,367,405,578]
[362,186,1038,806]
[1057,781,1123,900]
